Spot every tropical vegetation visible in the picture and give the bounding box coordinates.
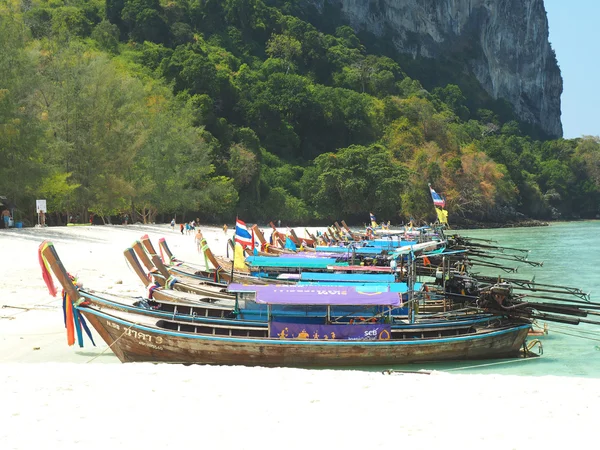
[1,0,599,226]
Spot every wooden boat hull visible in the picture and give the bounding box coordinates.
[80,306,531,367]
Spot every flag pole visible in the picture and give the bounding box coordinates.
[230,216,236,283]
[428,183,449,229]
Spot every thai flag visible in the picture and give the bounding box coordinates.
[429,186,446,209]
[369,212,377,228]
[235,218,253,248]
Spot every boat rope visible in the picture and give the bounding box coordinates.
[524,339,543,355]
[382,369,432,375]
[165,276,179,289]
[546,328,600,343]
[147,283,161,299]
[1,300,62,319]
[444,356,539,372]
[85,320,139,364]
[2,303,59,311]
[543,321,600,339]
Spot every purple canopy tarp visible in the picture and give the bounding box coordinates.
[227,284,400,306]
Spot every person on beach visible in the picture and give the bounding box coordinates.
[195,229,203,252]
[2,209,10,229]
[170,218,175,231]
[223,224,228,234]
[38,209,46,227]
[180,223,184,235]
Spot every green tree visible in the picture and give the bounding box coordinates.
[51,6,91,42]
[106,0,126,35]
[36,43,146,221]
[0,8,47,218]
[433,84,469,120]
[130,91,227,222]
[91,19,120,53]
[266,34,302,74]
[300,144,407,220]
[121,0,170,44]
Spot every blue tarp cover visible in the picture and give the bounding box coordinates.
[246,256,347,269]
[299,272,396,283]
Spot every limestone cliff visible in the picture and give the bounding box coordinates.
[309,0,562,137]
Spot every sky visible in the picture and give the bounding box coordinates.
[544,1,598,139]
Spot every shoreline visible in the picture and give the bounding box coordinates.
[449,218,549,229]
[6,217,600,233]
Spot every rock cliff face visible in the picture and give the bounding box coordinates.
[310,0,562,137]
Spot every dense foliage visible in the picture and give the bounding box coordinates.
[1,0,599,226]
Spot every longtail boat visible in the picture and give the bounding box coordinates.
[40,241,533,367]
[42,240,500,332]
[128,242,236,299]
[125,244,501,324]
[148,236,290,285]
[64,294,533,366]
[151,236,594,324]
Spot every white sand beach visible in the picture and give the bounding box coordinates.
[1,223,599,449]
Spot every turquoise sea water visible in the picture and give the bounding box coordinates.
[368,221,600,377]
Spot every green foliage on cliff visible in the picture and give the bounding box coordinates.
[1,0,599,225]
